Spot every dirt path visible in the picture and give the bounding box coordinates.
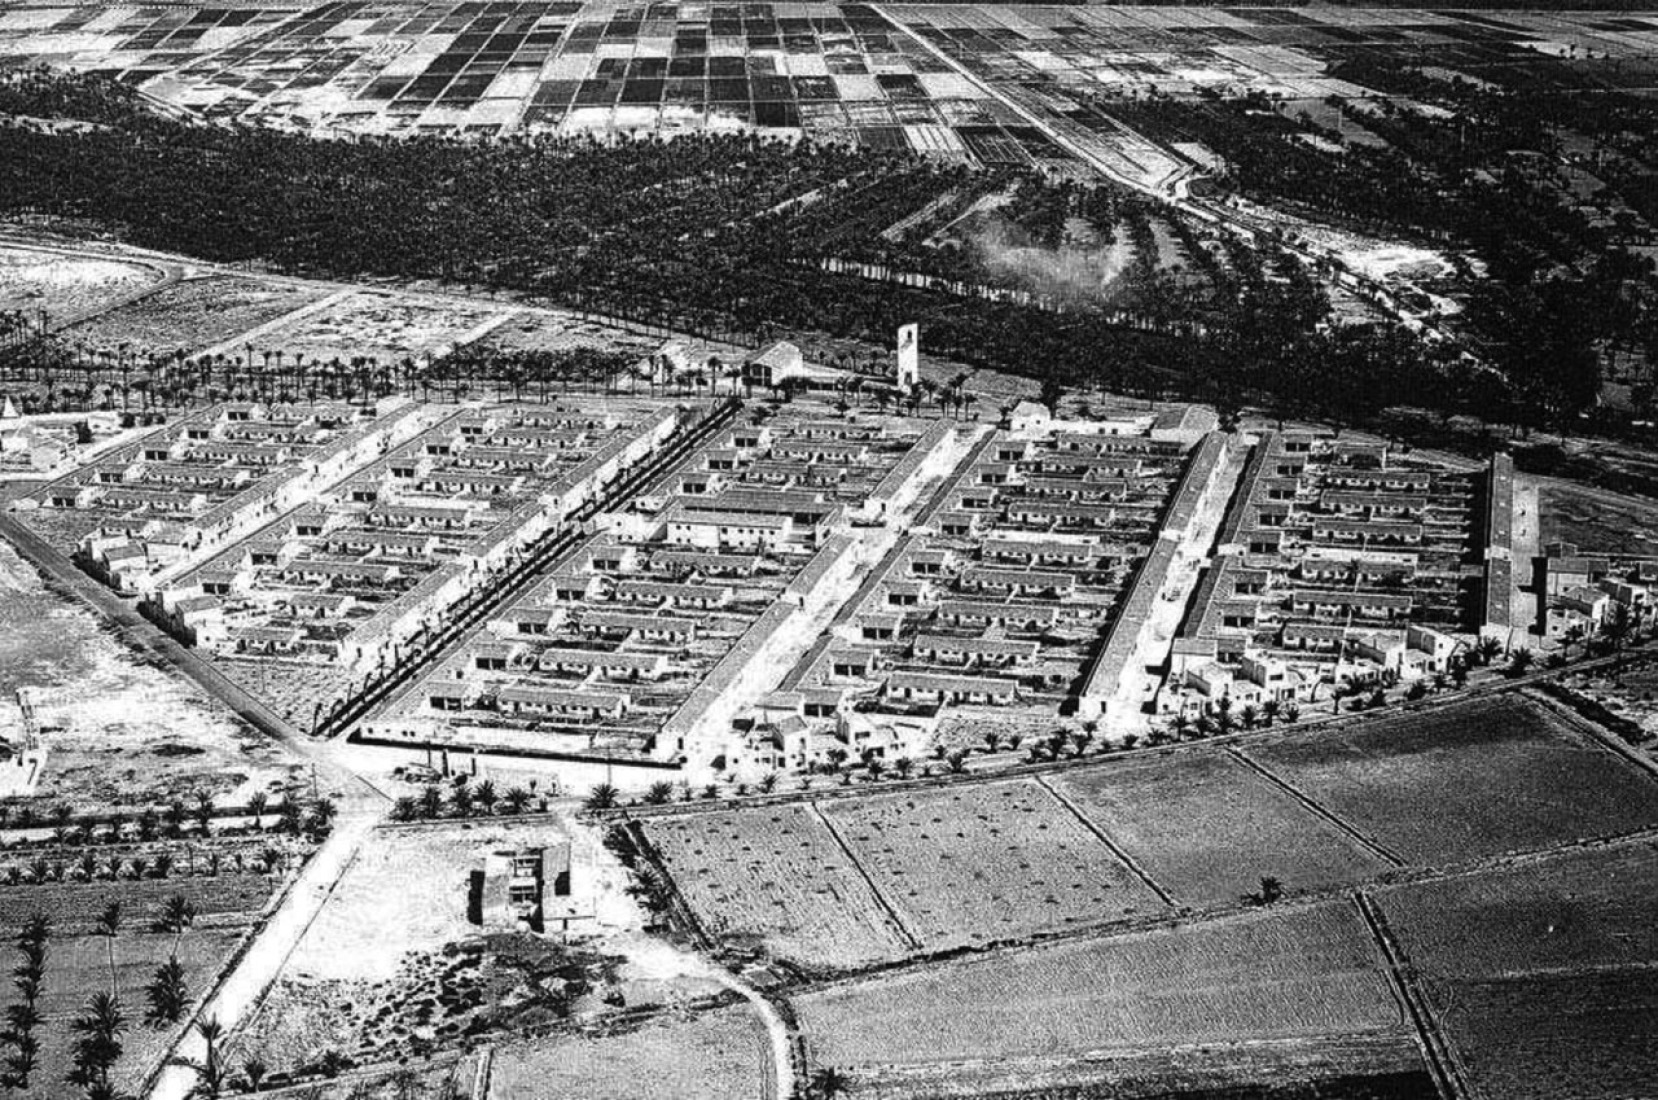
[148,810,379,1100]
[706,968,795,1100]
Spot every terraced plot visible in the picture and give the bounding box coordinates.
[796,900,1405,1070]
[645,803,909,972]
[1050,749,1393,908]
[1241,695,1658,864]
[820,779,1167,951]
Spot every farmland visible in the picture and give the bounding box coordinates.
[1240,694,1658,864]
[63,275,323,359]
[794,900,1407,1074]
[643,803,909,972]
[488,1005,768,1100]
[1373,842,1658,1100]
[0,835,303,1100]
[1049,750,1393,908]
[819,779,1167,951]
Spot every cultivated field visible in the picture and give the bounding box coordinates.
[1050,749,1393,908]
[0,246,157,320]
[0,870,281,933]
[819,779,1167,951]
[488,1005,768,1100]
[0,538,307,812]
[1374,843,1658,1100]
[64,275,322,356]
[795,900,1404,1071]
[254,292,504,365]
[1375,844,1658,985]
[0,846,297,1100]
[1240,695,1658,864]
[645,803,909,972]
[26,928,251,1100]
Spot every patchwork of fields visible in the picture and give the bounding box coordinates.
[642,692,1658,975]
[818,780,1165,951]
[1048,749,1392,908]
[5,3,1656,174]
[647,802,911,970]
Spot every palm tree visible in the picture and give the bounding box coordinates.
[68,991,126,1092]
[585,783,619,811]
[180,1016,227,1100]
[809,1066,851,1099]
[95,902,122,996]
[241,1057,268,1095]
[144,957,188,1024]
[246,791,268,830]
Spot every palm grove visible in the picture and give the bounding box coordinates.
[0,66,1550,433]
[0,63,1631,434]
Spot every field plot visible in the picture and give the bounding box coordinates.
[489,1005,767,1100]
[796,900,1404,1071]
[0,246,157,319]
[0,538,305,812]
[1375,844,1658,985]
[0,846,296,1100]
[1241,695,1658,864]
[255,291,504,365]
[1430,970,1658,1100]
[63,275,322,356]
[1050,749,1392,908]
[1375,843,1658,1100]
[820,779,1167,951]
[25,928,254,1100]
[645,803,908,972]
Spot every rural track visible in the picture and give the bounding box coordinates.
[1353,892,1473,1100]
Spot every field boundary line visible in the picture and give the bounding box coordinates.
[807,802,924,955]
[1224,746,1408,868]
[1031,773,1177,909]
[1353,891,1474,1100]
[1522,685,1658,783]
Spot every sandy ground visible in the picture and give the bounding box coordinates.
[0,246,159,318]
[0,539,306,811]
